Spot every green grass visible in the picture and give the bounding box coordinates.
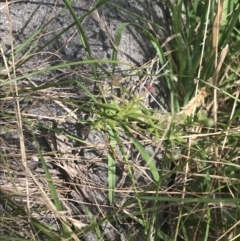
[0,0,240,240]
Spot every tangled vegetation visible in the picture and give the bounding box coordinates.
[0,0,240,240]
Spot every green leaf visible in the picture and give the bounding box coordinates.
[124,128,159,182]
[108,125,117,204]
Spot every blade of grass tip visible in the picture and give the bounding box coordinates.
[113,21,166,67]
[142,27,166,66]
[133,137,160,182]
[62,0,110,78]
[157,230,174,241]
[122,126,159,182]
[108,125,117,204]
[62,0,93,68]
[75,80,99,102]
[181,223,190,241]
[111,124,146,225]
[31,218,60,240]
[85,209,104,241]
[145,163,164,240]
[31,131,73,238]
[31,133,62,211]
[204,206,211,241]
[112,22,130,73]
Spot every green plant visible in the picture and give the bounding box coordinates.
[0,0,240,240]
